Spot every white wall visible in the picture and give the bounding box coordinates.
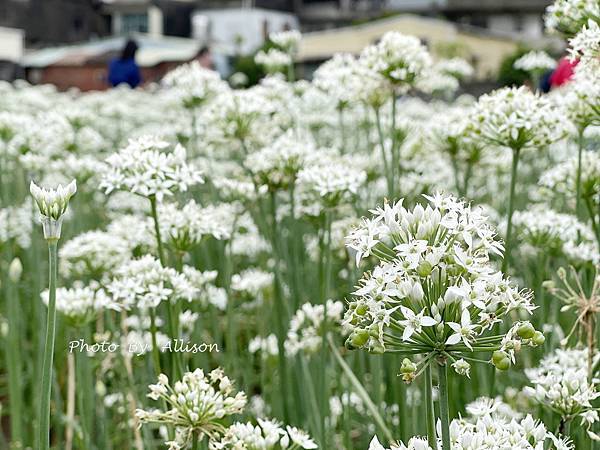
[192,8,300,55]
[0,27,24,62]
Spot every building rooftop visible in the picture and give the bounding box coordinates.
[21,33,203,68]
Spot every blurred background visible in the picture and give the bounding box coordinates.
[0,0,561,92]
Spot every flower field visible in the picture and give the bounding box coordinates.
[0,1,599,449]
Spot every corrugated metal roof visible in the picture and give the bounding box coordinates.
[22,34,202,68]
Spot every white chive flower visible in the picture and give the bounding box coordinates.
[100,135,203,201]
[30,179,77,239]
[136,368,247,447]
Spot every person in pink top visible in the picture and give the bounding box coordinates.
[549,56,579,88]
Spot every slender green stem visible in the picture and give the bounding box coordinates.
[575,129,584,219]
[319,210,333,446]
[338,107,346,153]
[390,91,399,195]
[584,195,600,245]
[374,107,393,197]
[328,337,394,442]
[150,196,183,378]
[501,147,521,274]
[424,364,437,448]
[6,266,23,448]
[438,362,451,450]
[149,309,162,375]
[269,191,290,422]
[149,196,166,266]
[38,239,58,450]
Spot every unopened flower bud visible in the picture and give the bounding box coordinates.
[517,322,535,340]
[350,329,369,348]
[452,359,471,377]
[557,267,567,280]
[8,258,22,282]
[400,358,417,374]
[355,303,368,316]
[417,261,433,277]
[492,351,510,371]
[532,331,545,346]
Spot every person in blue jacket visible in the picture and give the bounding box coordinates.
[108,39,141,88]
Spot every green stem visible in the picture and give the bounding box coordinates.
[338,107,346,153]
[501,147,521,274]
[150,196,182,379]
[38,239,58,450]
[374,107,393,197]
[149,309,162,375]
[584,195,600,246]
[269,191,290,422]
[424,364,437,448]
[438,361,451,450]
[319,210,333,447]
[328,337,393,443]
[390,91,399,196]
[149,196,166,265]
[6,266,23,448]
[575,129,584,219]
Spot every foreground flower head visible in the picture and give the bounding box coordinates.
[136,368,247,447]
[344,193,539,372]
[30,179,77,221]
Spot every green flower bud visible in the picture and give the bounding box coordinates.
[517,322,535,340]
[355,304,368,316]
[532,331,545,346]
[370,342,385,354]
[400,358,417,374]
[492,351,510,371]
[417,261,433,277]
[350,329,369,348]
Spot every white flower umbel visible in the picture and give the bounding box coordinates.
[470,87,563,151]
[524,348,600,439]
[30,179,76,240]
[255,49,292,73]
[136,368,247,448]
[360,31,432,92]
[434,57,474,80]
[285,300,345,357]
[514,51,556,72]
[100,135,203,202]
[269,30,302,54]
[210,417,317,449]
[545,0,600,36]
[107,255,198,310]
[369,413,573,449]
[41,282,118,326]
[162,61,228,109]
[569,20,600,76]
